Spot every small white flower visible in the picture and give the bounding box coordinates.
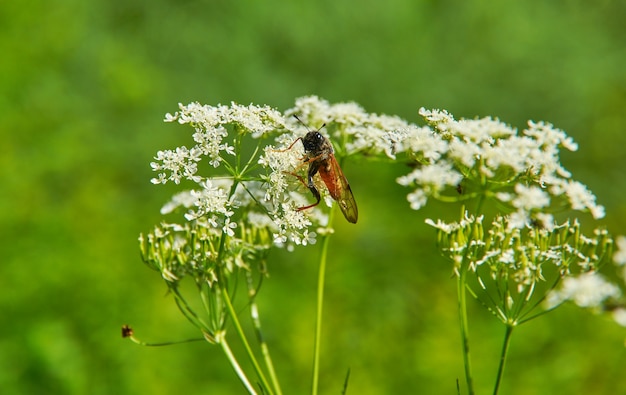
[499,249,515,265]
[507,210,530,230]
[547,272,621,309]
[448,137,480,168]
[482,136,537,176]
[418,107,454,127]
[328,101,368,125]
[551,180,605,219]
[287,95,331,124]
[393,126,448,160]
[228,102,285,137]
[612,308,626,327]
[407,189,428,210]
[246,211,276,229]
[160,190,199,214]
[614,236,626,266]
[183,180,233,221]
[425,218,458,233]
[161,268,180,282]
[222,218,237,237]
[454,117,516,144]
[511,184,550,211]
[533,212,555,231]
[525,120,578,152]
[397,162,463,192]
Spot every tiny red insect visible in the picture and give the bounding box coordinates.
[282,115,358,224]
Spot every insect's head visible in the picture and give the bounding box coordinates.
[293,115,329,154]
[301,131,326,153]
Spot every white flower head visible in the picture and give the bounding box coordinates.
[550,179,605,219]
[510,184,550,211]
[546,272,621,309]
[397,162,463,191]
[184,180,233,221]
[418,107,455,130]
[533,212,555,231]
[454,117,516,144]
[407,189,428,210]
[614,236,626,266]
[612,308,626,327]
[160,190,200,214]
[397,108,605,221]
[392,125,448,161]
[154,102,286,187]
[525,120,578,152]
[165,101,285,137]
[150,146,203,185]
[286,95,415,158]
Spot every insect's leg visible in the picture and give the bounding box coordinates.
[282,170,321,211]
[297,186,321,211]
[284,171,307,187]
[271,137,302,153]
[296,162,321,211]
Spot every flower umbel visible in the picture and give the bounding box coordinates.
[142,96,411,289]
[395,109,605,225]
[428,212,613,325]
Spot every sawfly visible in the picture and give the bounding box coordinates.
[281,115,358,224]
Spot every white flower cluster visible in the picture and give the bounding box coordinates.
[151,100,324,253]
[394,108,605,226]
[285,95,414,158]
[614,236,626,267]
[164,101,285,137]
[256,95,422,242]
[152,102,285,184]
[257,143,323,248]
[546,272,621,310]
[150,103,284,252]
[256,95,412,246]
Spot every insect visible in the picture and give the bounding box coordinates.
[282,115,358,224]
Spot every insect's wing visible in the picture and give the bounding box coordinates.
[321,156,358,224]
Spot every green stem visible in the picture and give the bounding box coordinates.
[455,199,484,395]
[216,332,258,395]
[311,208,335,395]
[492,324,514,395]
[169,285,210,331]
[247,271,283,395]
[458,268,475,395]
[222,287,274,395]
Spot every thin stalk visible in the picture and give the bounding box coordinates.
[246,270,283,395]
[169,285,210,330]
[311,208,335,395]
[455,196,485,395]
[216,332,258,395]
[492,324,514,395]
[222,287,274,395]
[457,268,475,395]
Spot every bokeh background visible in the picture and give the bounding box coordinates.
[2,0,626,394]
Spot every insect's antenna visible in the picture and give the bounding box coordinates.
[293,114,326,132]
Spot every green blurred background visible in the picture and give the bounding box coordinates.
[2,0,626,394]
